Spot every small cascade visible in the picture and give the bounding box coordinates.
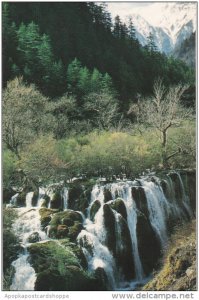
[78,185,118,289]
[124,185,144,280]
[26,192,34,208]
[10,207,48,291]
[10,252,36,291]
[62,187,68,210]
[176,172,193,218]
[141,179,168,246]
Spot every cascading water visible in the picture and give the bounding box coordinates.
[10,207,48,290]
[140,179,169,246]
[7,171,194,291]
[110,182,144,281]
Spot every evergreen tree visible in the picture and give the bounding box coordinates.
[90,68,103,92]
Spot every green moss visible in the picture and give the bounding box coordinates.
[68,221,83,242]
[28,240,105,291]
[39,208,58,229]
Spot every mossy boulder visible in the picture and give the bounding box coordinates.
[61,217,74,227]
[39,208,58,229]
[47,210,84,241]
[27,232,41,243]
[110,198,127,221]
[132,187,149,218]
[56,225,69,239]
[103,204,116,255]
[28,240,104,291]
[90,200,101,221]
[104,188,112,203]
[68,221,83,242]
[136,212,161,276]
[3,188,16,204]
[50,191,62,209]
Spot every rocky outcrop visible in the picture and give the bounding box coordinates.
[110,198,127,221]
[103,204,116,255]
[136,212,161,275]
[28,240,105,291]
[41,210,84,242]
[90,200,101,221]
[143,220,196,291]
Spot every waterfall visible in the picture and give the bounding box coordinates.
[110,182,144,281]
[6,170,194,291]
[176,172,193,218]
[140,180,168,245]
[10,207,48,291]
[124,185,144,280]
[77,185,118,289]
[26,192,34,208]
[62,187,68,210]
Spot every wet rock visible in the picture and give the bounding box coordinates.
[3,188,16,204]
[31,190,39,207]
[68,183,90,214]
[103,204,116,255]
[28,241,101,291]
[61,217,74,227]
[168,173,183,204]
[68,222,83,242]
[39,208,57,229]
[95,267,109,290]
[50,191,62,209]
[16,191,26,207]
[132,187,149,218]
[57,225,69,239]
[115,216,135,280]
[90,200,101,221]
[27,232,41,243]
[110,198,127,221]
[104,188,112,203]
[136,212,161,276]
[186,170,196,213]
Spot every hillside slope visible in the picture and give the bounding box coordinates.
[143,220,196,291]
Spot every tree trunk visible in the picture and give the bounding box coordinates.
[161,130,167,167]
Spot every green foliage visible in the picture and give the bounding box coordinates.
[3,78,49,156]
[3,208,20,289]
[3,149,17,189]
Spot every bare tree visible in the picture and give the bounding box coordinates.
[2,77,48,157]
[84,91,119,130]
[128,78,193,166]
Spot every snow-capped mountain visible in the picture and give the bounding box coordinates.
[108,2,197,55]
[130,2,196,54]
[131,14,173,54]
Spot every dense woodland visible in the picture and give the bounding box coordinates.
[3,2,196,190]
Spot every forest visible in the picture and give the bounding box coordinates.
[3,2,196,188]
[2,2,196,292]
